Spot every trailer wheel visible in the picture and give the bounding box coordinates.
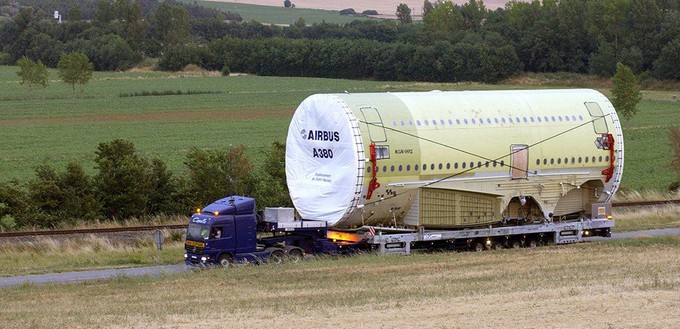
[269,249,285,265]
[510,240,521,249]
[527,240,538,248]
[492,242,504,250]
[217,254,233,268]
[472,242,484,252]
[287,248,303,263]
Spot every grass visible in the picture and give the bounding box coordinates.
[179,0,375,25]
[0,232,185,277]
[1,237,678,328]
[2,65,680,192]
[613,204,680,232]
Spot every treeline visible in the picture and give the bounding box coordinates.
[3,0,680,81]
[0,139,290,230]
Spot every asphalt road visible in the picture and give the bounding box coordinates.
[1,228,679,289]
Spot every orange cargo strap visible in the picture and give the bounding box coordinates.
[366,143,380,200]
[601,133,615,183]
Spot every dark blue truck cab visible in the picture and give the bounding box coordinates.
[184,196,363,267]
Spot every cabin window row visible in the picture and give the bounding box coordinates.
[365,155,610,173]
[367,160,507,173]
[535,155,609,166]
[390,114,586,128]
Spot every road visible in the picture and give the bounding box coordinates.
[1,228,679,289]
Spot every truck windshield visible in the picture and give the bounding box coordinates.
[186,223,210,240]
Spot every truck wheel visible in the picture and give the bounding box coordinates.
[472,242,484,252]
[269,250,285,265]
[287,249,303,263]
[217,254,233,268]
[510,240,521,249]
[527,240,538,248]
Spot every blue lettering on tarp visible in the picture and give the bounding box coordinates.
[301,129,340,142]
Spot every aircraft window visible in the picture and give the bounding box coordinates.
[464,119,468,125]
[398,165,402,171]
[585,157,589,163]
[557,158,562,164]
[446,163,451,169]
[400,120,405,126]
[432,120,437,126]
[508,117,513,123]
[479,119,484,125]
[592,156,596,163]
[424,120,429,126]
[565,116,570,122]
[470,161,474,168]
[501,118,506,124]
[536,159,540,165]
[537,117,542,122]
[544,116,549,122]
[564,157,568,164]
[456,119,461,125]
[558,116,563,122]
[406,164,411,171]
[448,119,453,125]
[431,164,435,170]
[392,120,397,126]
[390,165,395,172]
[471,118,476,124]
[438,163,443,170]
[550,158,554,165]
[493,160,497,167]
[440,119,445,125]
[376,166,379,172]
[530,117,535,123]
[485,161,490,167]
[571,157,575,164]
[487,118,492,124]
[462,162,466,169]
[579,115,584,121]
[409,120,413,126]
[605,156,609,162]
[551,116,556,122]
[454,163,459,169]
[383,165,387,172]
[375,146,390,159]
[578,157,582,163]
[367,167,371,172]
[422,164,427,171]
[500,160,505,167]
[543,159,547,165]
[415,164,419,171]
[515,117,520,123]
[477,161,482,168]
[417,120,421,126]
[523,117,528,123]
[572,115,577,121]
[494,118,499,124]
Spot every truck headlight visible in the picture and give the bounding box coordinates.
[201,257,207,262]
[184,254,188,258]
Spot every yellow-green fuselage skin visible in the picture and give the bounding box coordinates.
[331,89,623,228]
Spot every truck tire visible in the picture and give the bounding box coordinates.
[269,249,285,265]
[287,248,304,263]
[472,242,484,252]
[217,254,233,268]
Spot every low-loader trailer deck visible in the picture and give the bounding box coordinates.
[184,196,613,266]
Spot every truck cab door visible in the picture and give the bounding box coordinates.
[219,221,235,253]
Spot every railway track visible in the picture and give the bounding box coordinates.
[1,199,678,238]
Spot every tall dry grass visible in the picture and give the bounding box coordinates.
[1,237,679,328]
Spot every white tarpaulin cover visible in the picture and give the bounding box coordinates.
[286,94,363,225]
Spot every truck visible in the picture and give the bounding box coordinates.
[185,89,622,265]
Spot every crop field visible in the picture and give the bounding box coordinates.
[178,0,373,25]
[1,236,678,328]
[1,65,679,192]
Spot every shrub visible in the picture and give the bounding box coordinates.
[221,65,231,76]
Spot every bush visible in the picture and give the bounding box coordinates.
[362,10,379,16]
[221,65,231,76]
[0,214,17,231]
[340,8,357,16]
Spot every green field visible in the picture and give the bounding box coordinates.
[179,0,375,25]
[1,65,679,191]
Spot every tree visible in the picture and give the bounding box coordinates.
[153,2,191,45]
[396,4,412,25]
[94,139,151,219]
[57,51,93,99]
[611,62,642,121]
[284,0,292,8]
[423,0,434,16]
[652,37,680,80]
[16,56,48,99]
